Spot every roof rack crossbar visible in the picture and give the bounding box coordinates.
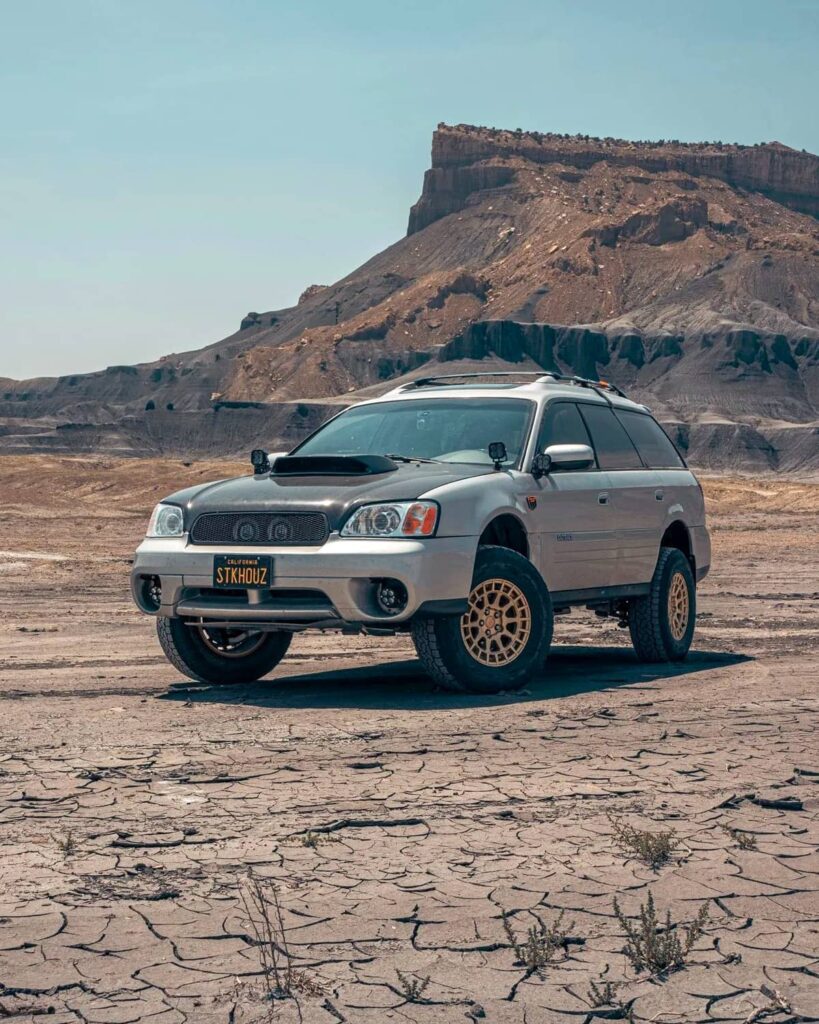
[397,370,627,399]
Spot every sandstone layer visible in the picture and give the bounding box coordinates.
[2,125,818,470]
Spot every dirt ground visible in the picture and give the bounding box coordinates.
[1,456,817,1024]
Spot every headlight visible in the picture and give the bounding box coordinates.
[341,501,438,538]
[146,503,185,538]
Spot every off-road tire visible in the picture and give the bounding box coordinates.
[411,545,553,694]
[156,617,291,684]
[628,546,696,663]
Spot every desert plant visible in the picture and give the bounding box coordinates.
[239,871,302,1019]
[299,831,340,849]
[586,978,633,1021]
[613,891,709,975]
[502,909,573,976]
[608,816,680,869]
[722,825,758,851]
[395,970,431,1003]
[56,831,77,858]
[587,978,618,1006]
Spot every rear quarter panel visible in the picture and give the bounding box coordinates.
[658,470,706,526]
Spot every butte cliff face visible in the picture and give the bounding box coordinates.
[2,124,818,470]
[409,125,819,232]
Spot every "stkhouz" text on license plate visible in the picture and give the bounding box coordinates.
[212,555,273,589]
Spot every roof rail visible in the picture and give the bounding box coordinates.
[396,370,628,399]
[397,371,548,390]
[534,371,628,399]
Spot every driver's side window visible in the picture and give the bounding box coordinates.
[537,402,596,467]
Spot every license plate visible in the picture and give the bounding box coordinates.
[212,554,273,589]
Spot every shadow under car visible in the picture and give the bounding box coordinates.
[158,644,751,712]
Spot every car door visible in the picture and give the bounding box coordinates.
[615,408,690,560]
[577,403,660,586]
[528,400,617,593]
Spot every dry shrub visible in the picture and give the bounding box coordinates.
[238,871,323,1021]
[722,825,758,851]
[56,831,77,858]
[502,908,574,976]
[586,978,633,1020]
[613,891,709,975]
[394,970,431,1003]
[299,831,340,849]
[608,815,680,869]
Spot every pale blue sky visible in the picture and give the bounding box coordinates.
[1,0,817,379]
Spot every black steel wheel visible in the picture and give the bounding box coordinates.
[156,617,291,684]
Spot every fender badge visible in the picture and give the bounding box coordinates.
[526,495,538,510]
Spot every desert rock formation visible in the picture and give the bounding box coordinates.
[2,124,818,470]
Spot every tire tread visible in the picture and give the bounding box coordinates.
[156,617,290,684]
[157,615,206,681]
[410,616,466,693]
[628,547,694,663]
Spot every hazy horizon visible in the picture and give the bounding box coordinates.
[2,0,817,381]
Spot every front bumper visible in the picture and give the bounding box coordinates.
[131,534,476,626]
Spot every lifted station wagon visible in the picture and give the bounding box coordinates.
[131,372,711,693]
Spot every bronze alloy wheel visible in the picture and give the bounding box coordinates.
[628,547,696,664]
[411,545,553,693]
[460,577,532,666]
[197,624,267,659]
[667,571,690,642]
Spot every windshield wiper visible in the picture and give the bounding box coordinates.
[385,453,440,464]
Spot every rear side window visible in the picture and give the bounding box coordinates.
[616,411,685,468]
[537,401,593,452]
[578,404,643,470]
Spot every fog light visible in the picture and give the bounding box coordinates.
[375,578,408,616]
[141,575,162,612]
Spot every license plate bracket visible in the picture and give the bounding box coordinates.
[212,554,273,589]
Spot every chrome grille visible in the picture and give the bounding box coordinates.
[189,511,329,546]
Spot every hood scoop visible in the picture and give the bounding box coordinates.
[271,455,398,476]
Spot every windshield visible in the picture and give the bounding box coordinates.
[293,398,535,467]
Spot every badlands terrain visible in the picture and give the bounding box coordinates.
[0,456,817,1022]
[1,125,818,470]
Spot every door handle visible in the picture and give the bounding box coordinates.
[598,492,610,505]
[655,489,665,501]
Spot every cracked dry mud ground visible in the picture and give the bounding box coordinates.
[1,459,818,1023]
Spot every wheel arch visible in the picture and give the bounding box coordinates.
[661,519,695,572]
[478,513,529,558]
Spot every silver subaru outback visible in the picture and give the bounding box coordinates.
[131,372,710,694]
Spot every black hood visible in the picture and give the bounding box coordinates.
[165,462,493,532]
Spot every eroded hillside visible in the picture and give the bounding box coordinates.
[2,124,818,469]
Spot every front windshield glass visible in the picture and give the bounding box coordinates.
[293,398,534,467]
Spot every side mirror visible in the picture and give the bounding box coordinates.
[542,443,595,472]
